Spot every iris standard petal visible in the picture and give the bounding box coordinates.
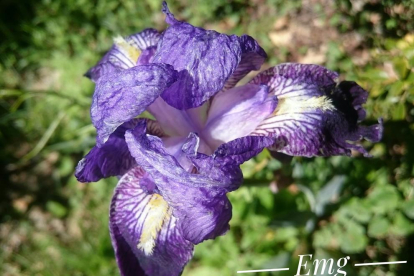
[91,63,177,146]
[250,63,383,157]
[223,35,267,90]
[147,97,196,137]
[125,120,234,244]
[203,84,277,149]
[86,28,161,82]
[110,167,194,276]
[153,2,265,110]
[75,120,139,183]
[147,97,211,143]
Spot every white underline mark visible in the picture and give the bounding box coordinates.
[237,268,290,273]
[355,261,407,266]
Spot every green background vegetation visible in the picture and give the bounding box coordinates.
[1,0,413,275]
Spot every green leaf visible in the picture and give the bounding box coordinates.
[368,216,390,238]
[386,18,397,29]
[390,213,414,236]
[340,219,368,253]
[338,198,372,223]
[389,81,405,96]
[260,252,291,270]
[401,200,414,219]
[59,155,75,176]
[315,175,346,216]
[271,211,315,228]
[391,103,406,120]
[393,57,409,79]
[367,185,400,214]
[46,201,68,218]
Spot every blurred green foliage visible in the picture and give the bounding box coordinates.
[1,0,413,275]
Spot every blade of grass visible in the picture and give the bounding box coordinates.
[20,111,66,164]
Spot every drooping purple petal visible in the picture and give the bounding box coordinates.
[203,84,277,149]
[92,64,177,146]
[75,120,139,183]
[75,119,165,183]
[249,63,383,157]
[153,2,266,110]
[86,29,161,82]
[124,121,234,244]
[110,167,194,276]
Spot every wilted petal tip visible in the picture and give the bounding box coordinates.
[240,34,268,59]
[83,69,92,80]
[362,118,384,143]
[74,158,88,182]
[162,1,177,25]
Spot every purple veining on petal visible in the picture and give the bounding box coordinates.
[154,2,267,110]
[86,28,161,82]
[128,29,161,51]
[75,119,166,183]
[110,167,194,276]
[223,35,267,90]
[250,63,339,97]
[124,120,234,244]
[125,120,242,190]
[213,135,275,166]
[91,64,177,146]
[75,120,139,183]
[250,63,383,157]
[181,133,243,192]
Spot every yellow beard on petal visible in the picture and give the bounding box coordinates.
[113,36,141,64]
[137,194,171,256]
[273,95,335,115]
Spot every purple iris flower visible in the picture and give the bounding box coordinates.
[75,2,383,276]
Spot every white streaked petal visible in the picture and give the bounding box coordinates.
[110,167,194,276]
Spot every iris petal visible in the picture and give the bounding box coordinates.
[75,120,138,182]
[183,134,274,192]
[86,29,161,82]
[110,167,194,276]
[75,119,165,183]
[223,35,267,90]
[125,120,234,244]
[147,98,196,137]
[203,84,277,149]
[153,2,266,110]
[250,63,383,157]
[91,64,177,146]
[213,135,275,166]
